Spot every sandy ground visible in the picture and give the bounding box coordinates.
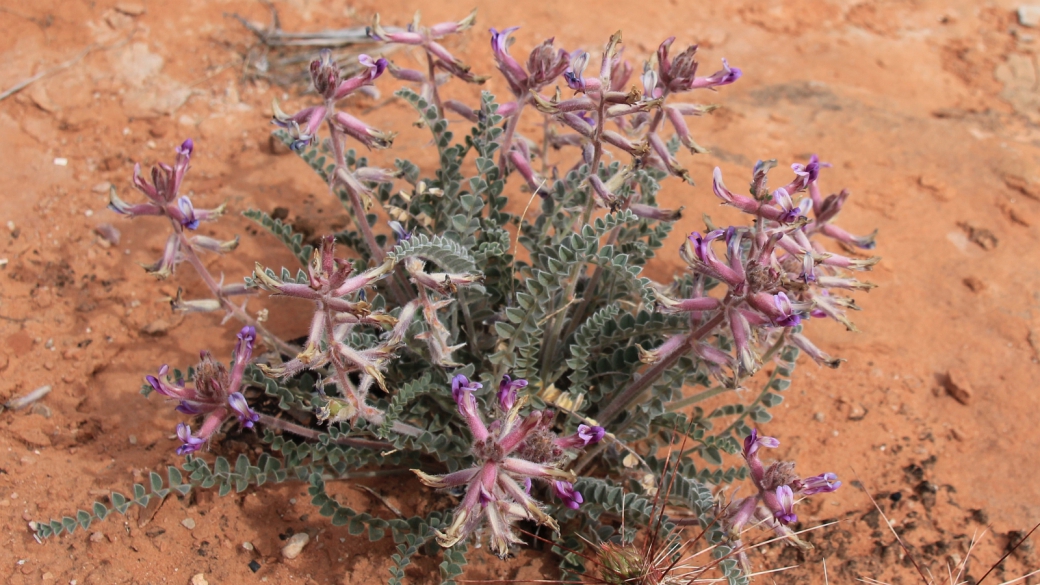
[0,0,1039,583]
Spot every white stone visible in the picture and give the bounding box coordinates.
[281,532,310,559]
[1018,5,1040,27]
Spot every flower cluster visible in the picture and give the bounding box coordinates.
[414,374,604,557]
[521,34,742,194]
[719,430,841,572]
[145,326,260,455]
[108,140,235,280]
[646,156,879,385]
[252,236,411,426]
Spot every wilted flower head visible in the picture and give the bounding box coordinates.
[655,37,742,94]
[490,27,569,97]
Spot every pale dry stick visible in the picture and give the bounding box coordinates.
[998,568,1040,585]
[0,31,135,102]
[4,385,51,411]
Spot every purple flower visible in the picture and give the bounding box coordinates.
[388,221,411,242]
[228,392,259,428]
[553,424,605,450]
[742,429,779,458]
[798,472,842,495]
[553,481,584,510]
[490,27,526,95]
[498,375,528,411]
[451,374,482,402]
[772,188,812,223]
[147,327,258,456]
[693,58,742,88]
[175,423,206,455]
[680,229,745,287]
[773,485,798,525]
[577,424,605,445]
[773,292,802,327]
[563,50,591,93]
[414,375,594,557]
[175,138,194,157]
[177,197,199,230]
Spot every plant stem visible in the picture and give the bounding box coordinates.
[457,289,478,349]
[664,385,729,411]
[425,52,443,116]
[497,96,528,172]
[597,312,725,424]
[538,91,611,384]
[327,122,387,264]
[256,413,391,450]
[325,119,412,305]
[173,227,298,357]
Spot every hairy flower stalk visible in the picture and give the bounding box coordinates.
[539,34,741,352]
[273,49,418,305]
[109,140,296,356]
[414,374,604,557]
[718,430,841,574]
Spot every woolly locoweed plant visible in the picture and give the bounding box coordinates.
[38,11,879,585]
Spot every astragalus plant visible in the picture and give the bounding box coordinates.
[40,12,876,585]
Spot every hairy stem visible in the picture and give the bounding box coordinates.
[325,118,412,305]
[425,51,443,116]
[256,413,391,450]
[496,96,528,172]
[173,227,298,357]
[539,90,611,384]
[327,121,387,264]
[597,312,726,424]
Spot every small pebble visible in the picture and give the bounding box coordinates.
[181,518,196,530]
[944,368,973,405]
[1019,5,1040,27]
[94,223,121,245]
[54,158,68,166]
[248,560,261,573]
[90,531,104,542]
[847,403,868,421]
[190,574,208,585]
[281,532,310,559]
[242,541,254,551]
[813,412,825,422]
[128,435,137,445]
